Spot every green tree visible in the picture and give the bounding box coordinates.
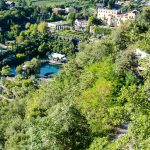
[43,103,91,150]
[49,13,63,22]
[88,16,102,26]
[108,0,115,9]
[7,24,21,39]
[16,35,24,43]
[37,22,47,33]
[89,137,109,150]
[5,103,91,149]
[1,66,11,76]
[116,50,138,75]
[67,13,75,25]
[15,0,26,6]
[0,0,6,10]
[0,33,2,43]
[25,22,31,29]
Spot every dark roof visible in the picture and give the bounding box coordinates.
[96,3,105,8]
[115,4,122,10]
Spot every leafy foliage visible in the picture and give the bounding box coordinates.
[0,5,150,150]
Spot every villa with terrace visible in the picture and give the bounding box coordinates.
[97,3,138,27]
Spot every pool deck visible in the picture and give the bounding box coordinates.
[49,59,65,65]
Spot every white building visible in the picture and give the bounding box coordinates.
[6,1,15,5]
[65,7,77,13]
[0,44,7,49]
[135,49,150,72]
[49,53,67,63]
[47,21,70,32]
[135,49,148,59]
[74,19,89,31]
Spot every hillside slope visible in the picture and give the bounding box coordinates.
[0,6,150,150]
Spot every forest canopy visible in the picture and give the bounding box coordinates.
[0,4,150,150]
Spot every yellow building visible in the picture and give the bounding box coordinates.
[97,5,137,27]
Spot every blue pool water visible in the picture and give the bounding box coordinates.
[40,64,61,76]
[10,64,61,76]
[11,67,17,76]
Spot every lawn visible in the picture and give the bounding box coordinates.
[31,0,75,6]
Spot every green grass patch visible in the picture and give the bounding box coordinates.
[31,0,75,6]
[31,1,64,6]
